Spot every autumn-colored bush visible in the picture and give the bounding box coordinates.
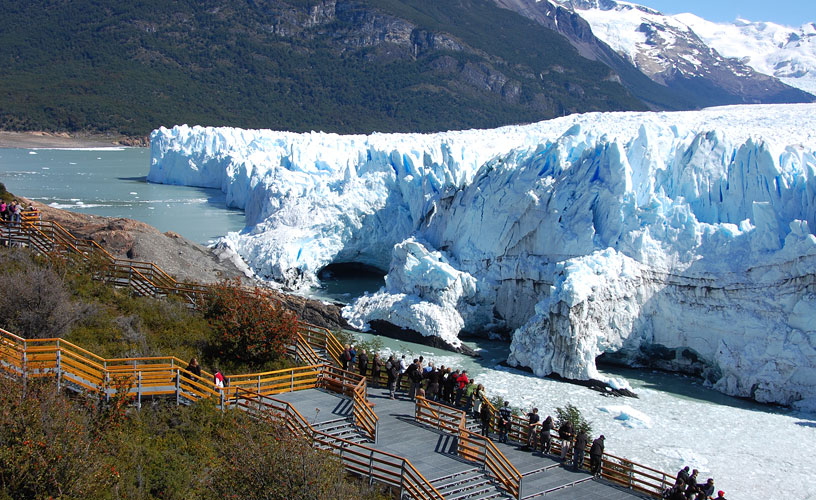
[204,279,299,367]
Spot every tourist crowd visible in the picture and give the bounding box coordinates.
[0,200,36,224]
[339,344,725,498]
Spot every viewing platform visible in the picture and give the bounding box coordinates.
[274,386,649,500]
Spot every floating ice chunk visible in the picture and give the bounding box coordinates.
[598,405,652,429]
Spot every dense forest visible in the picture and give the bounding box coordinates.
[0,0,646,136]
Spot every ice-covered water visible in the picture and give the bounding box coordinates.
[0,147,245,244]
[354,331,816,500]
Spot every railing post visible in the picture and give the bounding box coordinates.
[518,475,523,500]
[290,371,294,392]
[137,371,142,409]
[104,371,110,402]
[21,340,27,382]
[220,389,225,411]
[627,462,634,488]
[56,347,62,393]
[399,461,406,499]
[175,369,181,405]
[258,374,261,394]
[368,450,375,484]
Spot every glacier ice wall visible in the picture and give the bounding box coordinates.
[149,104,816,405]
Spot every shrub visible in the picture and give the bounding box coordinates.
[204,279,299,368]
[0,378,117,499]
[210,411,387,500]
[555,403,593,437]
[0,249,89,339]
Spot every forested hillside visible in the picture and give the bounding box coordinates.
[0,0,646,136]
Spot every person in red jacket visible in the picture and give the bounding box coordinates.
[455,370,469,407]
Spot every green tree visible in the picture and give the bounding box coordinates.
[555,403,593,437]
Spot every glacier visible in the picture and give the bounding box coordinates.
[149,103,816,406]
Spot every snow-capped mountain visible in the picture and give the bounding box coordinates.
[536,0,814,104]
[149,103,816,408]
[676,14,816,95]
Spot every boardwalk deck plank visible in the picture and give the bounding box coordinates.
[272,386,648,499]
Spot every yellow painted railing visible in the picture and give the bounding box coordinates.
[484,403,672,498]
[232,389,441,500]
[414,396,522,499]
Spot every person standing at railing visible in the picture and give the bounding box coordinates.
[524,408,541,450]
[386,355,399,399]
[186,357,202,379]
[498,400,512,443]
[558,420,574,462]
[713,490,726,500]
[572,429,588,470]
[349,345,357,371]
[590,434,604,477]
[684,469,700,500]
[214,370,225,389]
[463,379,477,413]
[664,480,687,500]
[676,466,690,486]
[408,359,424,400]
[472,383,485,419]
[341,345,351,371]
[444,368,458,404]
[357,349,368,377]
[9,200,21,225]
[695,478,715,500]
[425,364,441,401]
[0,200,7,221]
[371,353,383,388]
[479,400,491,437]
[540,415,554,455]
[25,203,39,223]
[397,355,408,391]
[455,370,469,407]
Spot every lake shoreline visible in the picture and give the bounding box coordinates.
[0,130,146,149]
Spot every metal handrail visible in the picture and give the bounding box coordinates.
[233,389,441,500]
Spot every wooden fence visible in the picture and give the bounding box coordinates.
[233,389,442,500]
[480,399,672,498]
[415,397,522,499]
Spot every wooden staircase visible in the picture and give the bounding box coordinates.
[430,469,512,500]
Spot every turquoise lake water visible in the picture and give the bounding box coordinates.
[0,147,245,244]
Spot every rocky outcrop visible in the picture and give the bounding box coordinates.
[25,200,349,332]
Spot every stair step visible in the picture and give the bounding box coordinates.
[431,468,483,488]
[446,483,495,500]
[437,477,491,495]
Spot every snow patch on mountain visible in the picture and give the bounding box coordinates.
[551,0,813,103]
[149,103,816,405]
[675,14,816,94]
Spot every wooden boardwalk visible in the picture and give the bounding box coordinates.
[274,386,648,500]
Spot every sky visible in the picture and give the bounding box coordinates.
[632,0,814,27]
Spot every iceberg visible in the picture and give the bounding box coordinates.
[149,103,816,405]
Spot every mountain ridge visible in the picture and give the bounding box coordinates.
[0,0,645,136]
[500,0,815,107]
